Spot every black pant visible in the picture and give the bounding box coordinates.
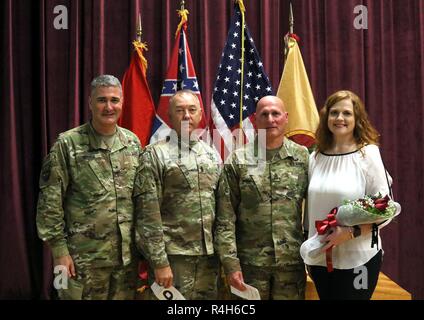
[308,250,382,300]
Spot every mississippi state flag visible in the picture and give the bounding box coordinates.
[150,24,207,144]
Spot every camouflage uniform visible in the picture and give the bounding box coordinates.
[134,138,221,300]
[214,138,309,300]
[36,122,141,300]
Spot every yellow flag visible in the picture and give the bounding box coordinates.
[277,36,319,148]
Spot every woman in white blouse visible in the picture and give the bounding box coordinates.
[304,90,392,300]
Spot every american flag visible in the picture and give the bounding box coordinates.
[150,24,207,144]
[210,3,273,160]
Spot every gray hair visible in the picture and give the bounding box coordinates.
[90,75,122,95]
[169,89,200,108]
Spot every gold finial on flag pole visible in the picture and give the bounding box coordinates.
[136,12,142,42]
[133,12,148,71]
[176,0,189,37]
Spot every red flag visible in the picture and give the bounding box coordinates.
[119,41,156,147]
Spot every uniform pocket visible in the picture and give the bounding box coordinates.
[58,278,84,300]
[239,175,265,207]
[120,154,139,177]
[88,158,113,192]
[164,163,194,190]
[198,163,219,191]
[72,152,111,196]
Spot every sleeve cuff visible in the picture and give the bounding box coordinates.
[150,255,170,269]
[49,241,70,259]
[223,259,241,275]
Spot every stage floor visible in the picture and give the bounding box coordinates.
[306,272,412,300]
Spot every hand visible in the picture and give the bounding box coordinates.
[154,266,173,288]
[227,271,246,291]
[320,226,352,252]
[54,255,76,278]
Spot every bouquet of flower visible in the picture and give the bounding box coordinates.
[300,193,401,271]
[335,194,400,226]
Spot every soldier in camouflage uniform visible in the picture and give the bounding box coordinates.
[133,90,220,300]
[214,96,308,300]
[36,75,141,300]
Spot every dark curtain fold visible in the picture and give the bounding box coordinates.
[1,0,423,299]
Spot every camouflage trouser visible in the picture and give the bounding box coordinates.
[57,262,137,300]
[147,255,219,300]
[240,264,306,300]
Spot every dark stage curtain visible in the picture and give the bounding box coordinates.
[1,0,423,299]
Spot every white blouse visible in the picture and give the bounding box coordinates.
[304,144,392,269]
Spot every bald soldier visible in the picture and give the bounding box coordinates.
[134,90,221,299]
[36,75,141,299]
[214,95,309,300]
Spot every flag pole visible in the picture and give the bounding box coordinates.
[236,0,246,143]
[136,12,142,42]
[181,0,185,10]
[284,2,294,65]
[289,2,294,34]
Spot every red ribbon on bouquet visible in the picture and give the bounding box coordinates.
[315,208,338,272]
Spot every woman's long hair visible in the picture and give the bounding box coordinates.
[315,90,380,154]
